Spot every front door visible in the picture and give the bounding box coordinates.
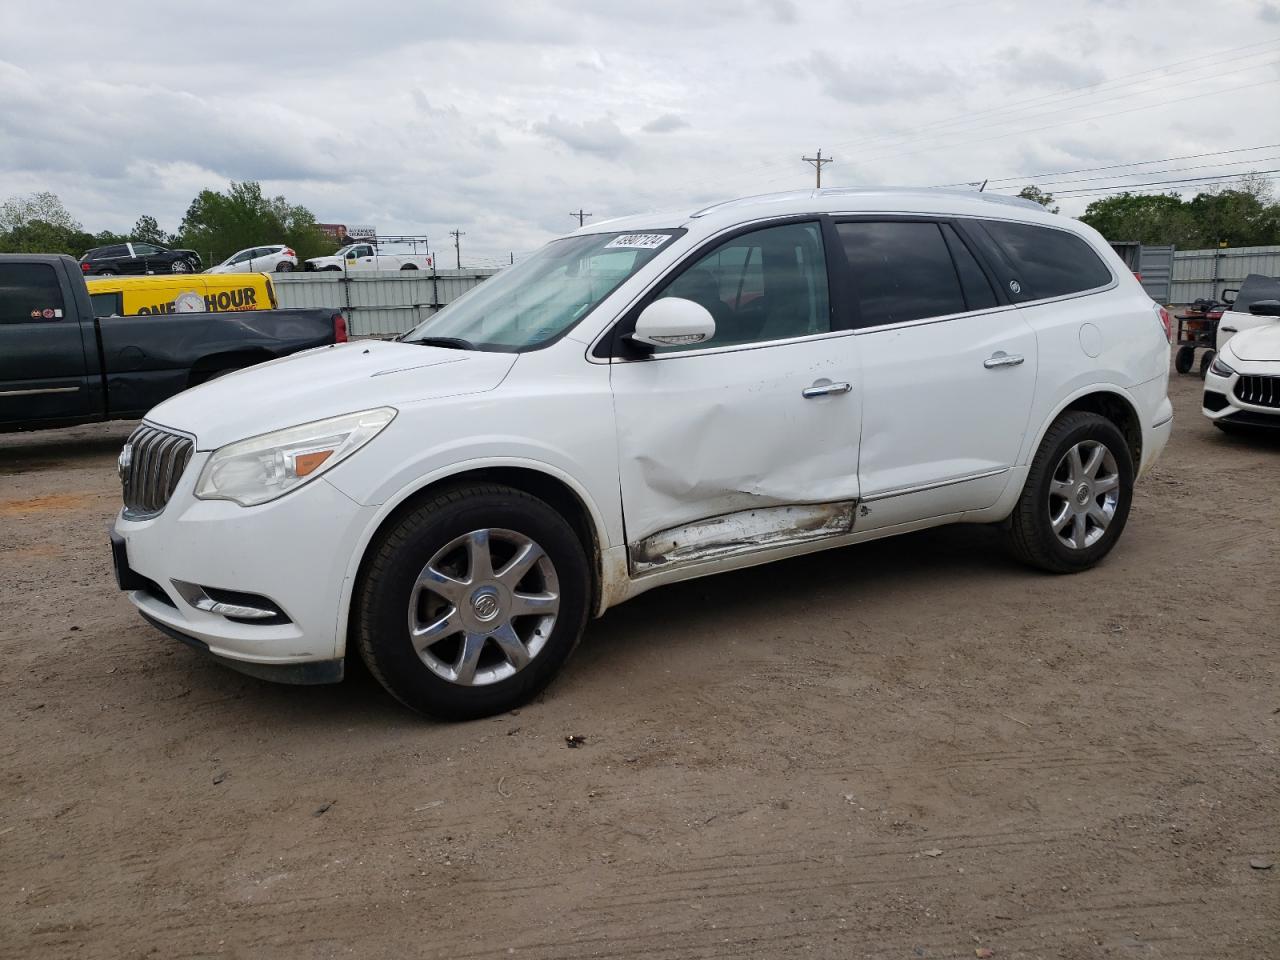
[833,219,1037,531]
[610,220,863,573]
[0,261,93,429]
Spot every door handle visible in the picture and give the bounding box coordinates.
[984,351,1025,369]
[802,380,852,398]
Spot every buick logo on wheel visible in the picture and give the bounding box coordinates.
[117,443,133,481]
[471,592,501,622]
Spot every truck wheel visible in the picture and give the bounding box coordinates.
[323,266,341,272]
[1005,411,1134,574]
[400,264,418,270]
[1174,345,1194,374]
[355,483,590,721]
[170,259,193,274]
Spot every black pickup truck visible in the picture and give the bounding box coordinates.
[1,254,346,433]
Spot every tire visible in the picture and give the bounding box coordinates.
[1174,345,1195,374]
[275,261,295,273]
[355,483,590,720]
[96,268,118,276]
[1199,350,1215,379]
[400,264,418,271]
[1006,411,1135,574]
[170,258,193,274]
[323,266,341,272]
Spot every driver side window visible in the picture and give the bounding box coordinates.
[653,221,830,352]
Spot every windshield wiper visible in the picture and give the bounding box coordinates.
[409,336,475,350]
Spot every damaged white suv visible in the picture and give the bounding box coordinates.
[111,189,1173,719]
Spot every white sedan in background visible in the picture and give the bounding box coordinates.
[208,245,298,274]
[1203,297,1280,433]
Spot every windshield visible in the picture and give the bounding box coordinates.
[402,230,681,351]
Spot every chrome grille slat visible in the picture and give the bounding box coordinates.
[121,425,195,519]
[1234,375,1280,410]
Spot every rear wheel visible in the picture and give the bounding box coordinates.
[355,483,590,720]
[96,268,118,276]
[1174,345,1195,374]
[275,261,294,273]
[1006,412,1134,573]
[400,264,418,271]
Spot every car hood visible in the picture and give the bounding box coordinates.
[1228,320,1280,361]
[147,340,518,450]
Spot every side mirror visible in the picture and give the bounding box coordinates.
[345,252,357,261]
[1247,299,1280,317]
[630,297,716,349]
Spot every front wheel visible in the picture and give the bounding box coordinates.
[354,483,590,720]
[1006,411,1135,573]
[170,258,193,274]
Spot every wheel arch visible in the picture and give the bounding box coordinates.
[338,461,611,657]
[1027,386,1144,469]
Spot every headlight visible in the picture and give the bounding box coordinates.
[1209,353,1237,378]
[195,407,395,506]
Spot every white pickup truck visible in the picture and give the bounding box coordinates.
[304,243,433,272]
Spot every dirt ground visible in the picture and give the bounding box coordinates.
[1,370,1276,960]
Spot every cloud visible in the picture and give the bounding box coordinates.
[1260,2,1280,22]
[759,0,799,24]
[643,113,690,134]
[1000,47,1106,90]
[806,51,954,104]
[532,115,631,158]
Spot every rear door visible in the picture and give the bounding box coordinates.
[835,218,1038,531]
[0,261,94,428]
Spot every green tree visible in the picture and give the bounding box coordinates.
[177,181,329,265]
[1017,184,1060,214]
[1078,192,1196,246]
[131,214,170,246]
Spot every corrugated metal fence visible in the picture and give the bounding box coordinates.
[1170,245,1280,304]
[274,268,499,336]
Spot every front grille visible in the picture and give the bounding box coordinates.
[121,424,194,518]
[1235,375,1280,409]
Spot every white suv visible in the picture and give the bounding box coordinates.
[207,245,297,274]
[110,189,1173,719]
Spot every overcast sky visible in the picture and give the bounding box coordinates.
[3,0,1280,264]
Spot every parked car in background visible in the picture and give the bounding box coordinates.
[1202,294,1280,433]
[304,243,432,272]
[110,188,1172,721]
[86,273,278,317]
[0,254,346,434]
[208,245,298,274]
[1215,273,1280,352]
[80,242,202,276]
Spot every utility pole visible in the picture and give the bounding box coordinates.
[802,148,833,189]
[570,209,592,228]
[449,229,464,270]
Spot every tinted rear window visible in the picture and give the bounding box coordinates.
[982,220,1112,300]
[0,263,66,324]
[837,221,967,327]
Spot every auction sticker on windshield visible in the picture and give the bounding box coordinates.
[605,234,672,250]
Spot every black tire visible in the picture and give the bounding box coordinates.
[1006,411,1135,574]
[355,483,590,720]
[1199,350,1215,379]
[323,266,341,272]
[400,264,418,271]
[275,261,295,273]
[96,268,117,276]
[1174,345,1195,374]
[170,258,193,274]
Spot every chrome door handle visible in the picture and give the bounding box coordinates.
[984,352,1025,369]
[802,380,852,398]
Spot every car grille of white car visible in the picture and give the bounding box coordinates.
[1234,375,1280,409]
[120,424,195,519]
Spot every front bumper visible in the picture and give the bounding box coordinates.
[112,453,378,679]
[1202,361,1280,428]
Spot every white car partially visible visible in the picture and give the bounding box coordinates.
[208,245,297,274]
[1203,298,1280,433]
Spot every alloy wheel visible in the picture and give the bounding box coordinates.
[1048,440,1120,550]
[407,528,560,686]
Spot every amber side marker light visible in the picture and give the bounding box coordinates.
[294,450,334,477]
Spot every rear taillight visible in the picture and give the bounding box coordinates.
[81,262,90,273]
[284,248,295,257]
[1155,304,1172,343]
[334,313,348,343]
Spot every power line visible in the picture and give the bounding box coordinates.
[449,229,465,270]
[570,209,592,228]
[940,142,1280,188]
[802,149,834,188]
[1037,168,1280,198]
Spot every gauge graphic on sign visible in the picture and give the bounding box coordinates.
[174,291,205,313]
